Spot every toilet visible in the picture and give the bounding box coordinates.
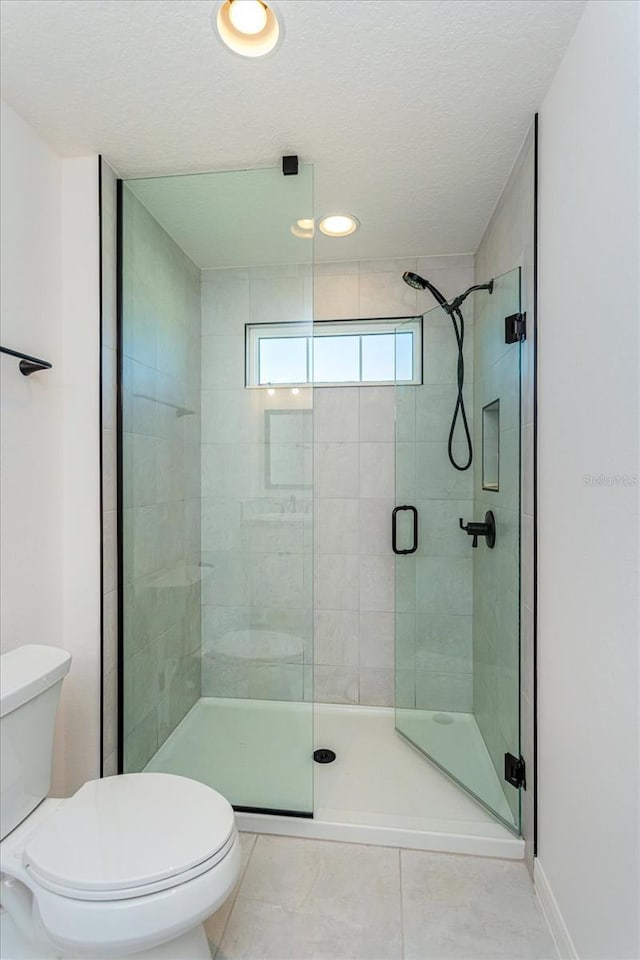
[0,645,242,959]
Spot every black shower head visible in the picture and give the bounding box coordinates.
[403,271,494,314]
[402,271,448,307]
[402,271,429,291]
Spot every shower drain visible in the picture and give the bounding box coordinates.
[313,748,336,764]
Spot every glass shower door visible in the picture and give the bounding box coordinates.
[394,268,522,832]
[120,163,315,815]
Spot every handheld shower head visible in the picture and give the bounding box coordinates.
[402,271,448,306]
[400,269,494,474]
[402,271,429,291]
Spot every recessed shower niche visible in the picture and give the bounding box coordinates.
[482,399,500,491]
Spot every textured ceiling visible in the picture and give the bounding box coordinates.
[0,0,584,261]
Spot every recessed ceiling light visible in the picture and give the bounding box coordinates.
[318,214,360,238]
[215,0,282,58]
[290,218,314,239]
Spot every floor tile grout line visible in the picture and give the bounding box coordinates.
[399,846,406,960]
[215,832,259,954]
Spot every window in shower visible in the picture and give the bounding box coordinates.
[246,317,422,387]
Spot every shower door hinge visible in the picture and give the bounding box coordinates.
[505,312,527,344]
[504,753,526,789]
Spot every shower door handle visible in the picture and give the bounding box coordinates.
[392,506,418,555]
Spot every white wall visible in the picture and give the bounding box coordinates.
[60,156,102,794]
[0,100,101,796]
[537,3,639,958]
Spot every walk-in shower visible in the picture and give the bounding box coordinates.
[118,160,524,854]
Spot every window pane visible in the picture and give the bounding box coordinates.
[259,336,308,384]
[395,331,414,381]
[313,335,360,382]
[361,333,395,381]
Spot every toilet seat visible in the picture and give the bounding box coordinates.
[23,773,236,901]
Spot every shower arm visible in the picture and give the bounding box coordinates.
[441,281,494,316]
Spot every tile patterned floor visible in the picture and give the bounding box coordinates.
[204,834,557,960]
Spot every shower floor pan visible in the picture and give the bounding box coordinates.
[145,698,523,860]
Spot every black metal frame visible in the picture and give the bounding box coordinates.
[98,157,104,777]
[533,112,539,856]
[234,806,313,818]
[116,179,124,775]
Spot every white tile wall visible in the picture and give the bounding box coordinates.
[200,255,476,708]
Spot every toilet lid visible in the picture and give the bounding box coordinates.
[24,773,235,896]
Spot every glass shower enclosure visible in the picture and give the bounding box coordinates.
[120,163,315,814]
[394,268,523,832]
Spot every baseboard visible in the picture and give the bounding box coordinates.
[534,859,579,959]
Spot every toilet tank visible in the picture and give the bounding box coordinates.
[0,645,72,840]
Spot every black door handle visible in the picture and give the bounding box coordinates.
[392,505,418,555]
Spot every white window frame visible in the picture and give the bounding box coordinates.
[245,317,423,388]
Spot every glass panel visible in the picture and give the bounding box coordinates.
[121,164,314,814]
[313,334,359,382]
[362,332,395,381]
[394,331,414,381]
[259,336,308,385]
[394,268,522,833]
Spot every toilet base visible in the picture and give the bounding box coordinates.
[123,923,212,959]
[0,910,212,960]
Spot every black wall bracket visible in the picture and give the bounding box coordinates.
[505,312,527,344]
[282,155,299,176]
[504,753,526,789]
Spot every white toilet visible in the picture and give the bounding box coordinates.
[0,645,242,959]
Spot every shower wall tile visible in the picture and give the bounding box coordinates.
[201,335,245,389]
[201,255,475,709]
[314,665,359,705]
[416,384,471,442]
[315,555,360,611]
[315,442,359,498]
[250,277,307,325]
[415,499,473,558]
[121,187,201,773]
[314,388,359,442]
[415,614,472,675]
[360,555,394,613]
[359,612,394,669]
[314,274,359,321]
[314,610,359,666]
[359,387,395,442]
[359,498,393,557]
[359,667,394,707]
[103,590,117,677]
[415,671,473,713]
[359,442,394,499]
[415,557,473,615]
[314,499,360,555]
[415,443,473,500]
[359,270,418,318]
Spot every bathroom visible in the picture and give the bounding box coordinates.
[0,2,638,959]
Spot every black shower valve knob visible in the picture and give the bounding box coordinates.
[459,511,496,549]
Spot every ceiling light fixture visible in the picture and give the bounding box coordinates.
[290,218,314,239]
[318,214,360,238]
[215,0,282,58]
